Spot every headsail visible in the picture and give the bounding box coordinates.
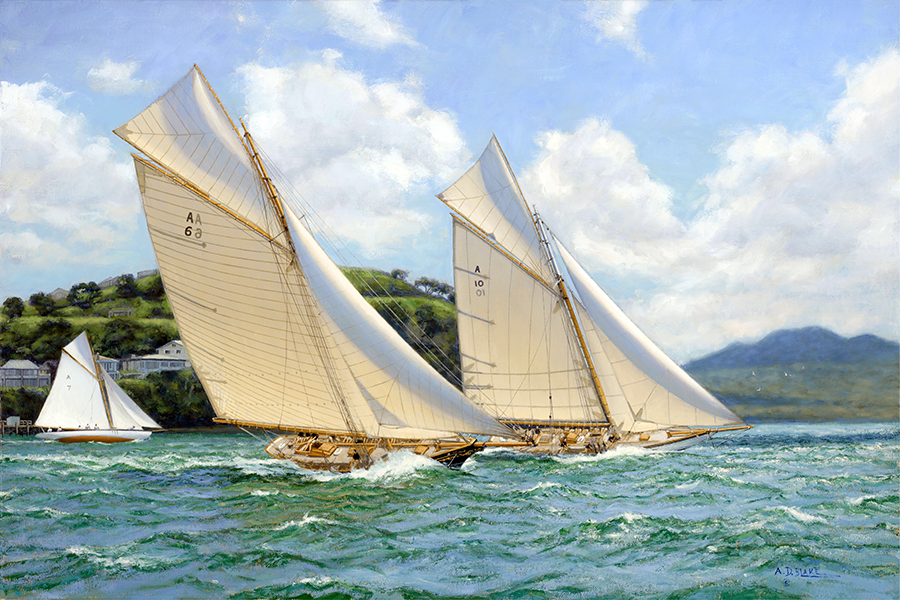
[118,66,512,441]
[553,237,744,431]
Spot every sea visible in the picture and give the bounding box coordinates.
[1,422,897,600]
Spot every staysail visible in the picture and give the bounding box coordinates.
[35,332,161,431]
[553,237,743,431]
[117,66,511,441]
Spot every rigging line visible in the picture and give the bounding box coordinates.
[87,339,115,430]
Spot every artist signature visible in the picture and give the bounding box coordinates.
[774,566,838,584]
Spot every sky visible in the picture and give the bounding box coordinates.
[1,0,897,362]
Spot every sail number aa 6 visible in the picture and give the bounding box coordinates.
[185,212,202,239]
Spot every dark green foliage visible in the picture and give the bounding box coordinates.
[376,298,412,336]
[29,319,75,363]
[67,282,101,309]
[140,274,165,299]
[116,274,138,299]
[97,318,171,358]
[118,370,214,428]
[2,297,24,319]
[0,387,47,421]
[415,304,441,337]
[390,268,409,281]
[29,292,56,316]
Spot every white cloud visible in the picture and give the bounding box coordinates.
[0,80,148,297]
[319,0,418,50]
[236,56,469,260]
[583,0,649,58]
[87,58,147,95]
[519,49,899,360]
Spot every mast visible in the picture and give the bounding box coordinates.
[239,120,297,256]
[88,338,114,430]
[492,140,614,428]
[237,125,367,444]
[532,211,614,429]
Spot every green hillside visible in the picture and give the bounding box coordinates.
[1,269,460,427]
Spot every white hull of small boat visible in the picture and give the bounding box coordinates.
[36,429,153,443]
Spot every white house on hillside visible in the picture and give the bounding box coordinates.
[0,360,51,388]
[120,340,191,378]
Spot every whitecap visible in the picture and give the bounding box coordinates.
[848,494,878,506]
[250,489,279,497]
[300,449,438,483]
[552,444,652,465]
[675,481,699,490]
[522,481,560,493]
[780,506,827,524]
[274,512,336,530]
[295,576,333,585]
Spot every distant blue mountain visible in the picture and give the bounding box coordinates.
[684,326,899,371]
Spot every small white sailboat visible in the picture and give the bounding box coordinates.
[114,66,515,471]
[35,332,161,443]
[437,136,751,454]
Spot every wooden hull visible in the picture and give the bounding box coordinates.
[265,435,483,473]
[36,429,153,443]
[484,424,752,455]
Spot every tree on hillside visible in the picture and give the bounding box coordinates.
[375,299,411,338]
[28,319,75,363]
[98,318,171,358]
[414,304,442,337]
[2,297,24,319]
[142,274,165,299]
[67,282,101,309]
[390,269,409,282]
[29,292,56,316]
[116,274,138,299]
[414,277,454,301]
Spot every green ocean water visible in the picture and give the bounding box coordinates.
[1,423,897,599]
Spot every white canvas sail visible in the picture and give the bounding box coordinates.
[133,158,380,435]
[452,217,605,424]
[103,370,161,430]
[553,237,743,431]
[119,66,512,443]
[437,135,554,284]
[35,333,107,429]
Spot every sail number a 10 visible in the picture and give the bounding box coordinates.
[474,265,485,296]
[185,212,202,239]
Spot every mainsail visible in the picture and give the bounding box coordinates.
[35,332,161,432]
[438,135,747,447]
[115,66,511,453]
